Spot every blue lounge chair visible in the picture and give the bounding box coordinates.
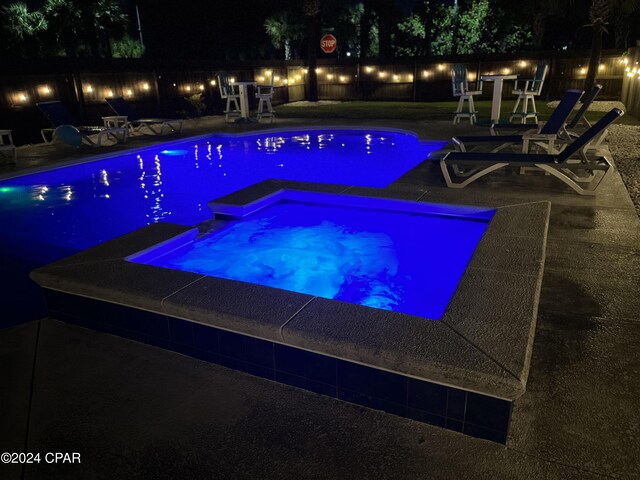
[567,84,603,132]
[37,101,128,147]
[105,96,183,135]
[441,108,623,195]
[453,89,584,154]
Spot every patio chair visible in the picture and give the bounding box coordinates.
[451,64,483,125]
[0,129,17,164]
[256,71,275,123]
[452,89,583,154]
[509,61,549,124]
[217,71,241,122]
[105,96,183,135]
[440,108,623,195]
[491,85,602,136]
[37,101,127,147]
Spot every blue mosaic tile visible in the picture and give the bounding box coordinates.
[446,418,464,433]
[136,310,170,340]
[447,389,467,420]
[192,323,219,353]
[338,389,407,417]
[242,361,275,380]
[216,354,247,372]
[337,361,407,405]
[218,330,245,360]
[274,344,306,376]
[465,392,511,433]
[306,379,337,397]
[167,317,194,347]
[191,348,220,365]
[45,291,95,322]
[464,423,508,444]
[168,341,194,357]
[408,379,448,417]
[304,351,337,385]
[100,302,141,332]
[275,371,307,389]
[43,292,513,445]
[245,336,274,368]
[407,408,447,428]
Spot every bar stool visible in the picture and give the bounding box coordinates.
[451,64,483,125]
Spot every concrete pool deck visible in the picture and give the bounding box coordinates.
[1,116,639,478]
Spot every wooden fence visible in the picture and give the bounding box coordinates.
[621,45,640,118]
[0,49,628,144]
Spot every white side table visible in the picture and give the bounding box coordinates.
[0,129,17,163]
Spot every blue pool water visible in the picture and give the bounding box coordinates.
[134,197,493,319]
[0,129,444,325]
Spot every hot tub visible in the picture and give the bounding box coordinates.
[31,181,549,444]
[129,190,495,320]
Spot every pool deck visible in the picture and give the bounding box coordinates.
[1,116,639,479]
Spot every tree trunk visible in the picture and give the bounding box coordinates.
[359,1,371,58]
[307,14,319,102]
[584,27,603,94]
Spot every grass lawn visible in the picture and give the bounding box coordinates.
[276,100,640,125]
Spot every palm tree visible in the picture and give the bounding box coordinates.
[264,11,304,60]
[1,2,46,57]
[304,0,320,102]
[584,0,640,93]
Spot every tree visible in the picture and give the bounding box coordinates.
[584,0,640,92]
[394,13,427,57]
[335,3,363,57]
[584,0,611,94]
[1,2,46,58]
[611,0,640,48]
[112,34,145,58]
[304,0,320,102]
[264,11,304,60]
[40,0,128,58]
[359,1,371,58]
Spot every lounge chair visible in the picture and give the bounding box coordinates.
[105,96,183,135]
[566,84,603,132]
[489,85,608,160]
[509,61,549,123]
[440,108,623,195]
[37,101,127,147]
[491,84,602,136]
[0,129,17,164]
[453,89,583,154]
[217,71,241,122]
[451,64,483,125]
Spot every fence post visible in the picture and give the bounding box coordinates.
[72,70,87,122]
[412,61,417,102]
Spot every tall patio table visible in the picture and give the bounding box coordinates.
[480,74,518,123]
[234,81,257,123]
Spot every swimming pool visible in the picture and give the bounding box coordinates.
[130,192,493,319]
[0,128,444,326]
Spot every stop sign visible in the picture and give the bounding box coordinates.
[320,34,337,54]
